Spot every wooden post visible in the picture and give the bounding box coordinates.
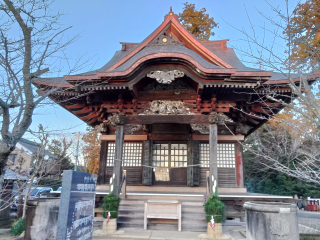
[112,125,124,198]
[209,124,218,196]
[98,140,108,185]
[235,142,244,188]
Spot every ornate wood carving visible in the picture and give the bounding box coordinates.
[140,100,194,115]
[95,123,108,133]
[124,124,142,135]
[190,124,209,134]
[105,114,125,126]
[209,112,232,125]
[140,79,193,95]
[124,115,209,125]
[149,134,191,141]
[235,123,252,135]
[147,70,184,84]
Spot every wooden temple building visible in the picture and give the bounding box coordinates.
[34,9,302,231]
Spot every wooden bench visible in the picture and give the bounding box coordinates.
[144,199,182,231]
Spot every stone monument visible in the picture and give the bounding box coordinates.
[56,170,97,240]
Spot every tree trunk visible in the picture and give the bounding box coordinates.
[22,175,36,219]
[0,151,11,175]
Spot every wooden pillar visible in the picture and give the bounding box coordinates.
[98,140,108,185]
[209,124,218,196]
[235,141,244,188]
[112,125,124,197]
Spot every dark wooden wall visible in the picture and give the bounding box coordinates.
[200,167,237,188]
[105,166,142,186]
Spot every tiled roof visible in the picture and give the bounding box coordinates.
[18,138,57,160]
[109,46,223,73]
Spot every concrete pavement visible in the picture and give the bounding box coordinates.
[92,225,248,240]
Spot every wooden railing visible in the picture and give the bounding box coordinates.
[119,169,127,199]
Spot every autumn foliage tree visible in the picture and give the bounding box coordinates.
[243,108,320,187]
[286,0,320,71]
[82,127,100,174]
[179,2,218,41]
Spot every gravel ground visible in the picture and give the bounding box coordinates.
[299,217,320,230]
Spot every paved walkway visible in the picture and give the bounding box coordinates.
[93,230,231,240]
[92,226,247,240]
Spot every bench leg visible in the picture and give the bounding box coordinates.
[144,202,147,230]
[178,204,181,232]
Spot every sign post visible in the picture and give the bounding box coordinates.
[56,170,97,240]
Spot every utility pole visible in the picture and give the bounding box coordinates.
[75,132,80,171]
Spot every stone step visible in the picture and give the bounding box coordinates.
[120,198,204,206]
[118,207,205,216]
[118,208,206,217]
[116,192,206,232]
[125,193,204,201]
[118,212,207,219]
[118,221,207,232]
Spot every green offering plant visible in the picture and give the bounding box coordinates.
[204,193,225,223]
[11,218,25,236]
[102,193,121,219]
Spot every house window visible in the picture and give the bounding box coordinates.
[106,142,142,167]
[8,154,17,165]
[199,143,236,168]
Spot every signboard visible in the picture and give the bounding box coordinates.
[56,170,97,240]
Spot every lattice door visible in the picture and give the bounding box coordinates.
[187,140,200,186]
[142,139,153,185]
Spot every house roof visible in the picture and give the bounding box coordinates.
[18,138,57,160]
[2,168,29,180]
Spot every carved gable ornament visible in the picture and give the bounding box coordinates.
[146,30,185,47]
[147,70,185,84]
[140,100,194,115]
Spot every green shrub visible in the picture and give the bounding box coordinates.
[10,218,25,236]
[204,193,225,223]
[102,193,121,219]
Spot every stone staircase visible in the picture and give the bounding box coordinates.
[117,192,207,232]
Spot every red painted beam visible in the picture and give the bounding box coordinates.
[72,107,92,115]
[80,112,100,120]
[235,142,244,188]
[65,103,85,109]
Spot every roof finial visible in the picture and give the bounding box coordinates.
[170,6,172,12]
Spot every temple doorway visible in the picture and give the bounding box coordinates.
[151,143,188,186]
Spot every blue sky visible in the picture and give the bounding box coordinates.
[29,0,300,136]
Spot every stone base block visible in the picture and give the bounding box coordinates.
[207,222,223,239]
[102,218,117,233]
